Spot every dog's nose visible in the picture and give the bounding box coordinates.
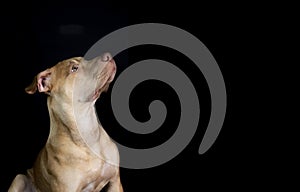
[101,52,112,62]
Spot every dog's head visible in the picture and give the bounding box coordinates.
[25,53,116,103]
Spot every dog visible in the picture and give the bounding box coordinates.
[8,53,123,192]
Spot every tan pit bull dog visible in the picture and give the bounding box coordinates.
[8,53,123,192]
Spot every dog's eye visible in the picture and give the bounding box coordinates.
[71,65,79,73]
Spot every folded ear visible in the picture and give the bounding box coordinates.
[25,69,52,94]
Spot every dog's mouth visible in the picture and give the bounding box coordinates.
[91,59,116,101]
[92,85,107,100]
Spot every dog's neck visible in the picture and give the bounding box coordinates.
[46,96,103,155]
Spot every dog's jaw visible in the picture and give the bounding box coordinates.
[91,59,116,101]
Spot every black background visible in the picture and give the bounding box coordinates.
[0,0,292,191]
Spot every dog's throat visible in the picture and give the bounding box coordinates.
[72,104,103,156]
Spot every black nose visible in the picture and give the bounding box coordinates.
[101,52,112,62]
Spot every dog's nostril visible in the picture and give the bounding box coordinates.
[101,53,111,62]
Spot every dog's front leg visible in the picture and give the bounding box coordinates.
[106,174,124,192]
[8,174,36,192]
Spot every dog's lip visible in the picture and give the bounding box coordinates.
[107,59,116,81]
[91,81,108,100]
[92,60,116,101]
[92,89,101,100]
[92,87,103,101]
[108,59,116,71]
[96,59,116,79]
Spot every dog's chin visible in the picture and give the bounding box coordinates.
[91,89,102,101]
[91,83,110,101]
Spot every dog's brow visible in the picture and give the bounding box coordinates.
[73,57,82,62]
[67,58,80,65]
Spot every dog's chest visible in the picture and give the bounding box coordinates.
[38,145,117,191]
[74,153,117,181]
[81,161,116,191]
[100,162,116,178]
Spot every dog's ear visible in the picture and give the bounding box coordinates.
[25,69,52,95]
